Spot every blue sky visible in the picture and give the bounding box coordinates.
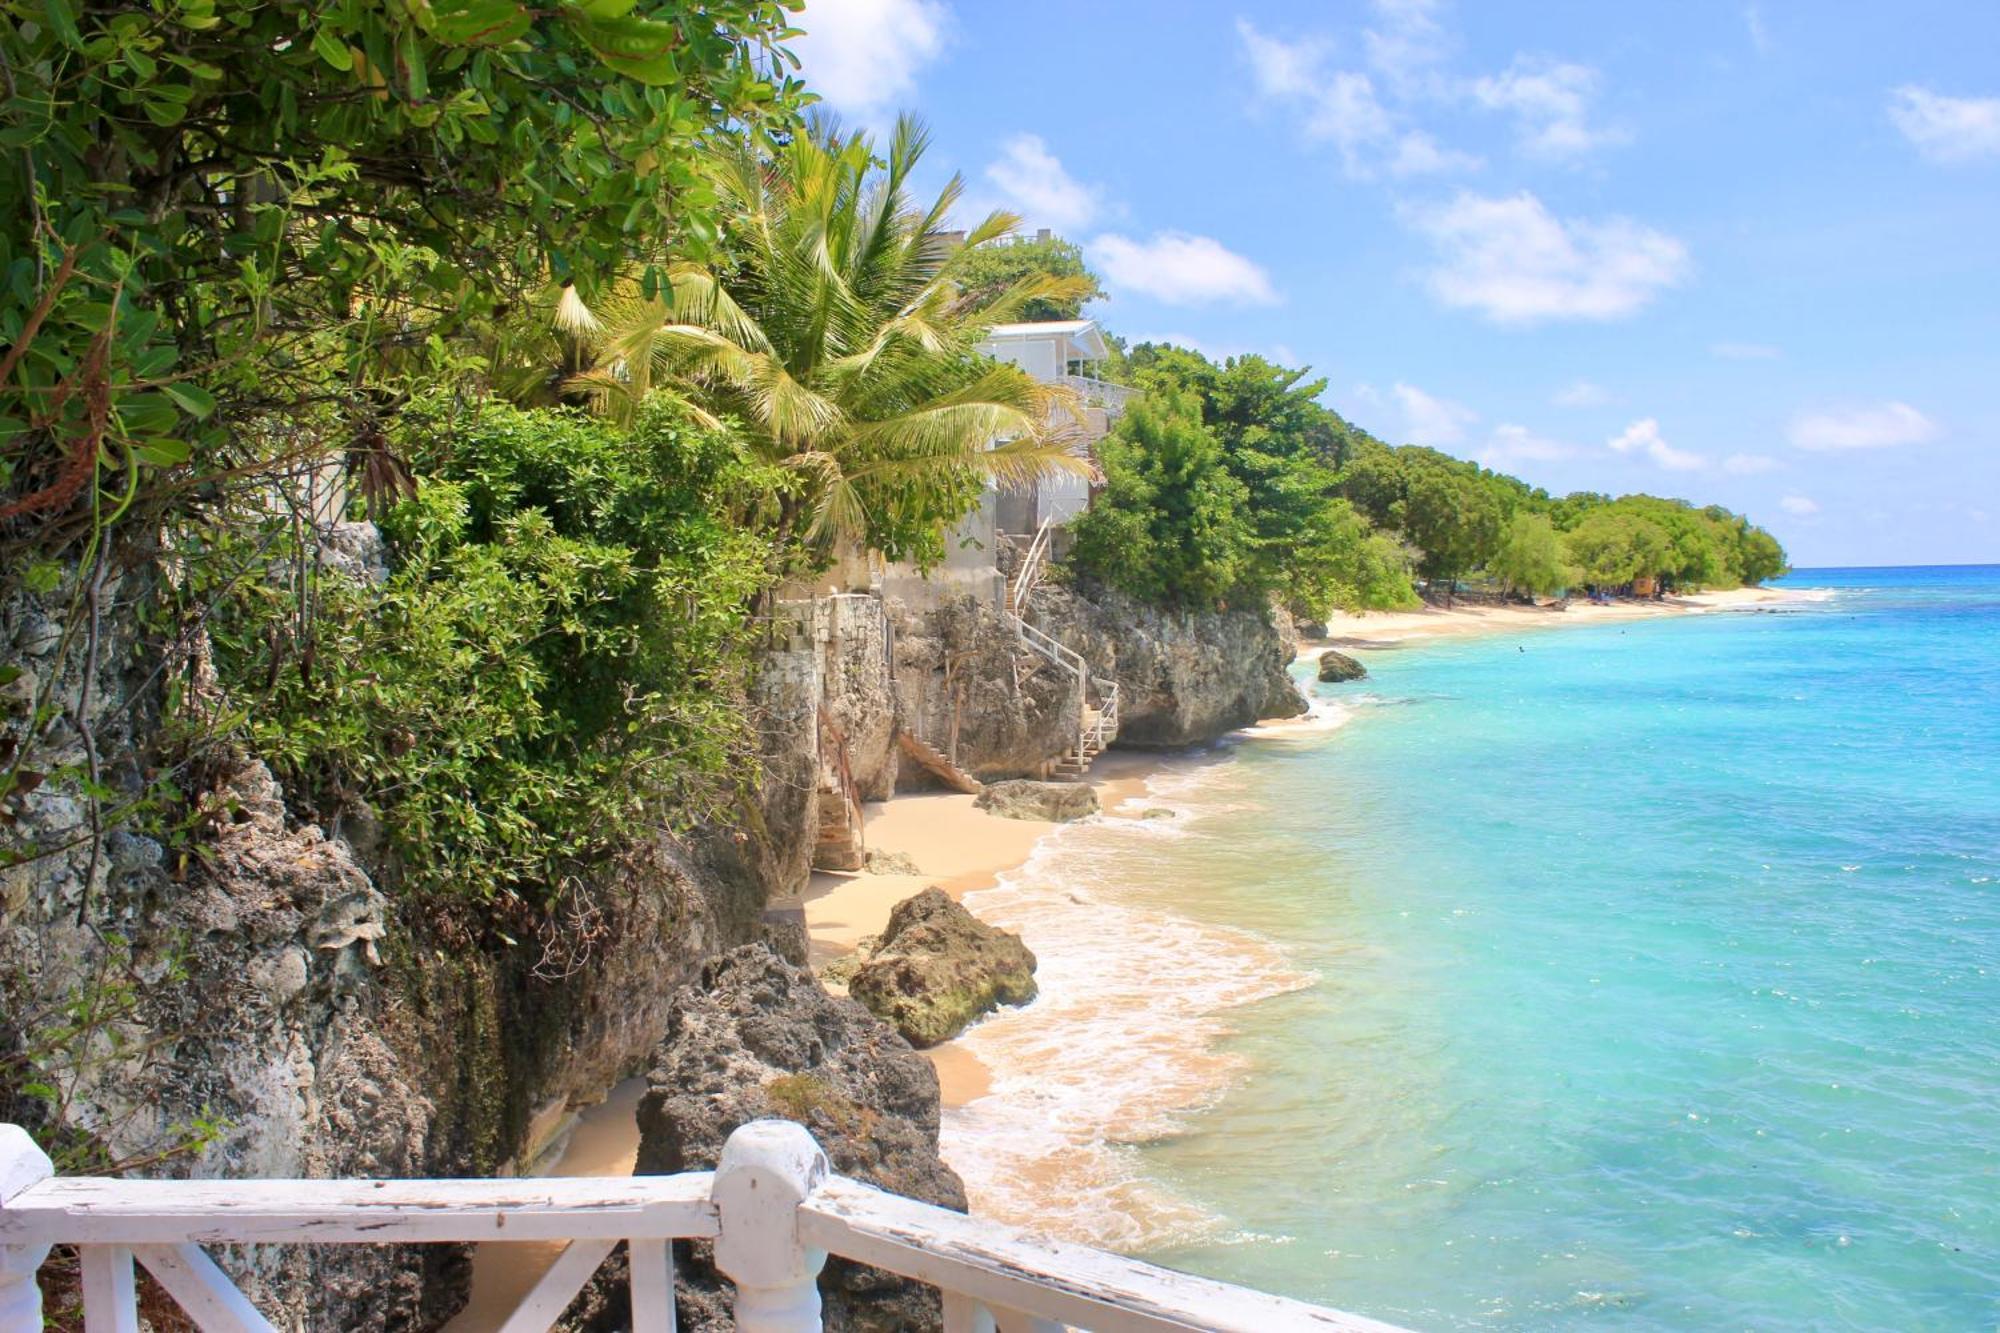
[789,1,2000,567]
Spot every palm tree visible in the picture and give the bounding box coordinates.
[569,115,1093,568]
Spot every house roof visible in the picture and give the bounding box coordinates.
[980,319,1110,361]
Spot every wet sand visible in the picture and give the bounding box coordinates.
[799,751,1190,1108]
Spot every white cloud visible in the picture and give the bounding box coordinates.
[1552,379,1612,408]
[1789,402,1938,451]
[1408,190,1690,325]
[791,0,946,120]
[1237,19,1477,179]
[1745,5,1772,55]
[1388,130,1482,176]
[1088,232,1280,307]
[1364,0,1450,93]
[1481,423,1576,465]
[1608,418,1706,471]
[984,135,1101,232]
[1723,452,1780,475]
[1471,58,1627,161]
[1888,86,2000,164]
[1393,381,1477,446]
[1779,495,1820,516]
[1711,341,1782,360]
[1237,17,1328,99]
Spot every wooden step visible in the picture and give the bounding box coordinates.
[897,731,983,795]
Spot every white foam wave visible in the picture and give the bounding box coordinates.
[942,773,1310,1250]
[1241,694,1358,739]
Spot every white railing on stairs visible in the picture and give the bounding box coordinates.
[1007,516,1056,617]
[0,1121,1403,1333]
[1003,516,1122,767]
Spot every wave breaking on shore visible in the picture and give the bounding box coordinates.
[941,762,1309,1251]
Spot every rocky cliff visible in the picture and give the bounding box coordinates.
[1034,581,1306,747]
[885,579,1304,782]
[0,552,803,1329]
[886,594,1079,784]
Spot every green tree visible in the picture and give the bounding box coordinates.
[1400,459,1506,588]
[1119,344,1390,612]
[1290,500,1420,612]
[0,0,806,554]
[1491,512,1574,597]
[575,117,1090,568]
[201,396,778,902]
[1563,510,1672,588]
[953,233,1104,322]
[1070,388,1254,610]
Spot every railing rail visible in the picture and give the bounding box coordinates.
[0,1121,1399,1333]
[1008,515,1056,617]
[1053,374,1137,414]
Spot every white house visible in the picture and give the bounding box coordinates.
[877,316,1134,608]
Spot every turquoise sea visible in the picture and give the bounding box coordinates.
[947,567,2000,1330]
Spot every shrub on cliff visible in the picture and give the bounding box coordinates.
[197,396,778,902]
[1069,388,1255,611]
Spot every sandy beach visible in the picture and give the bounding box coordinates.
[800,749,1179,1108]
[1311,585,1794,649]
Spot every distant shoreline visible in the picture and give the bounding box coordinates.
[1308,583,1801,651]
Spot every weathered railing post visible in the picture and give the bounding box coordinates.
[711,1119,829,1332]
[0,1126,53,1332]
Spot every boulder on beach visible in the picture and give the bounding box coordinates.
[863,847,922,875]
[629,943,965,1332]
[847,888,1038,1048]
[974,778,1099,822]
[1317,648,1368,683]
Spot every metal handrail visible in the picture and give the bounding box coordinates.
[1007,515,1056,616]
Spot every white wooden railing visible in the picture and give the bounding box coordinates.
[1053,374,1137,415]
[1002,517,1121,768]
[0,1121,1401,1332]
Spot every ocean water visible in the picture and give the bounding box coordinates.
[946,567,2000,1329]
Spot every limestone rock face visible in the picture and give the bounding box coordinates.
[888,594,1080,785]
[975,779,1100,823]
[634,945,966,1331]
[1034,582,1306,747]
[847,889,1037,1047]
[2,558,783,1331]
[1317,648,1369,682]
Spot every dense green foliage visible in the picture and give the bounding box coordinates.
[1490,512,1574,596]
[953,233,1104,322]
[1069,388,1253,610]
[572,117,1088,569]
[0,0,806,554]
[1070,340,1785,611]
[200,398,776,901]
[1073,343,1416,615]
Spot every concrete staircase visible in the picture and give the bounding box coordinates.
[1005,518,1120,783]
[812,708,866,872]
[896,731,982,795]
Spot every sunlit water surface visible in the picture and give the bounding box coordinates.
[948,567,2000,1329]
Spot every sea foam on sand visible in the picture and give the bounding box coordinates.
[942,762,1309,1251]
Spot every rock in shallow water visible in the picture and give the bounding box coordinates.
[848,888,1038,1047]
[1317,648,1368,683]
[974,778,1099,822]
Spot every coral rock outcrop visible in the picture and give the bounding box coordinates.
[846,888,1038,1046]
